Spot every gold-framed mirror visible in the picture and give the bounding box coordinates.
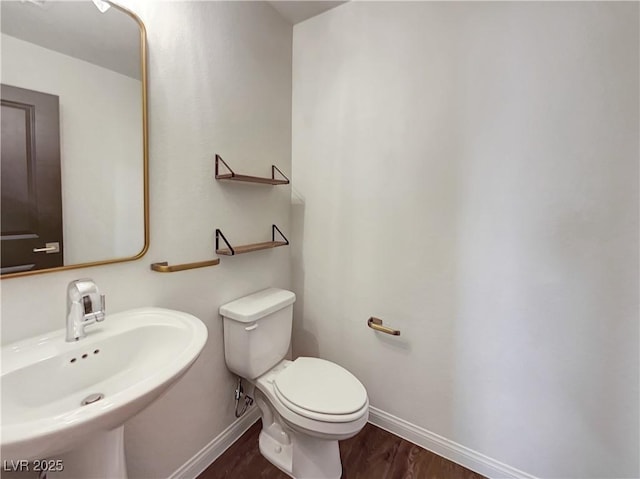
[0,0,148,278]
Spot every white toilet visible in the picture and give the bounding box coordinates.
[220,288,369,479]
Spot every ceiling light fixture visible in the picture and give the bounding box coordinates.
[92,0,111,13]
[19,0,47,8]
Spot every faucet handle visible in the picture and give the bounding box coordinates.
[82,295,92,314]
[95,294,106,322]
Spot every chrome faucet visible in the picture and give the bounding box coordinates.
[66,279,106,342]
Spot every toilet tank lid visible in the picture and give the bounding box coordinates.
[219,288,296,323]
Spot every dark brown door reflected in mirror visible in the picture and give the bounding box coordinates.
[1,84,63,274]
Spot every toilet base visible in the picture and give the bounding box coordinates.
[259,426,342,479]
[255,389,343,479]
[259,428,293,476]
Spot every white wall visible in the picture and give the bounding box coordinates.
[292,2,638,478]
[1,33,144,264]
[1,2,292,478]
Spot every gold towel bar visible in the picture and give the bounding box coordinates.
[367,317,401,336]
[150,259,220,273]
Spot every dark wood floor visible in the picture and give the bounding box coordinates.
[198,420,486,479]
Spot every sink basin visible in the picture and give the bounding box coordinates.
[1,307,207,466]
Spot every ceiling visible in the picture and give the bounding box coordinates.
[268,1,347,24]
[1,1,141,79]
[1,1,346,78]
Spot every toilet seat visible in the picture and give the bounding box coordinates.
[254,359,369,438]
[273,357,368,423]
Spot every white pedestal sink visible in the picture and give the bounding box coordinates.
[1,308,208,478]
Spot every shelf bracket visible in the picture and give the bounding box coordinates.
[216,228,235,256]
[271,165,290,183]
[272,224,289,245]
[215,154,235,178]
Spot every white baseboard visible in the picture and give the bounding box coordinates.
[169,404,535,479]
[168,406,261,479]
[368,406,538,479]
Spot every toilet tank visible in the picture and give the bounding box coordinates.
[219,288,296,379]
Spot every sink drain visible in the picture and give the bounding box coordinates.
[81,393,104,406]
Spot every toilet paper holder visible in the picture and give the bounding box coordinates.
[367,317,401,336]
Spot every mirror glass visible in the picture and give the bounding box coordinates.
[0,0,147,277]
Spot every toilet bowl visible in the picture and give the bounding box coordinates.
[252,358,368,478]
[220,288,369,479]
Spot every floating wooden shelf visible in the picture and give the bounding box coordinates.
[150,259,220,273]
[216,225,289,256]
[215,154,290,185]
[217,240,287,256]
